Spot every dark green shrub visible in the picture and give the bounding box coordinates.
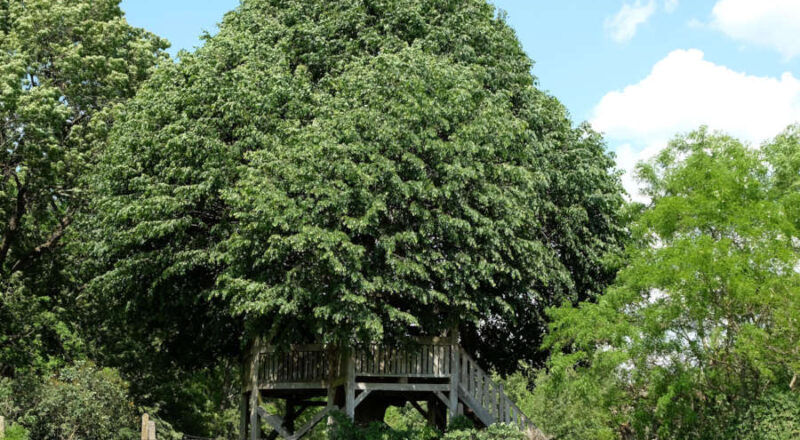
[327,411,439,440]
[447,416,475,432]
[444,423,526,440]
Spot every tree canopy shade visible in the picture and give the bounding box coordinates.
[88,0,624,371]
[532,127,800,440]
[0,0,167,376]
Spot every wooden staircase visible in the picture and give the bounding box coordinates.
[243,339,545,439]
[456,349,537,433]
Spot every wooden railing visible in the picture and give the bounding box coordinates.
[458,350,538,433]
[256,345,338,384]
[354,343,453,377]
[255,339,456,384]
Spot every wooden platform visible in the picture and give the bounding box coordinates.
[240,336,543,440]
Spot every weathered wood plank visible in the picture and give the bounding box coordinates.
[434,391,450,408]
[353,390,371,409]
[354,383,450,392]
[410,400,427,418]
[290,406,332,440]
[257,407,292,440]
[257,381,328,390]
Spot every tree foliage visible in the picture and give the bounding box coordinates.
[88,0,624,373]
[1,362,138,440]
[0,0,167,376]
[535,127,800,439]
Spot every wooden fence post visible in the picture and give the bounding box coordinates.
[141,414,156,440]
[1,415,5,439]
[148,421,157,440]
[141,414,149,440]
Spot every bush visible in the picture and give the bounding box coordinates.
[327,411,440,440]
[5,423,31,440]
[444,424,527,440]
[327,410,527,440]
[5,362,138,440]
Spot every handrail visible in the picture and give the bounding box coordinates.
[254,342,454,384]
[458,349,539,433]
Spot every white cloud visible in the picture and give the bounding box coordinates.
[614,143,663,202]
[664,0,679,13]
[605,1,657,43]
[591,49,800,199]
[712,0,800,59]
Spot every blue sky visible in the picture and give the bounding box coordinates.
[120,0,800,198]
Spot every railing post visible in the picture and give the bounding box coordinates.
[497,384,505,423]
[449,345,460,419]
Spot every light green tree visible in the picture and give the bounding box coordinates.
[533,127,800,439]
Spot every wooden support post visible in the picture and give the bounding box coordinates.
[326,347,338,427]
[141,414,149,440]
[239,393,248,440]
[1,415,5,439]
[326,383,336,427]
[427,396,448,432]
[345,351,355,420]
[249,340,262,440]
[249,388,260,440]
[449,345,460,420]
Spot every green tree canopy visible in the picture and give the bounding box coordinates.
[534,127,800,440]
[0,0,167,376]
[88,0,624,372]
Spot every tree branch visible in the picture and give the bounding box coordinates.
[10,209,75,274]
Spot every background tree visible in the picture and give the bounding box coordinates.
[88,0,625,386]
[0,0,167,377]
[533,127,800,440]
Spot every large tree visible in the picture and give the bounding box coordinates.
[0,0,167,376]
[534,127,800,440]
[88,0,624,374]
